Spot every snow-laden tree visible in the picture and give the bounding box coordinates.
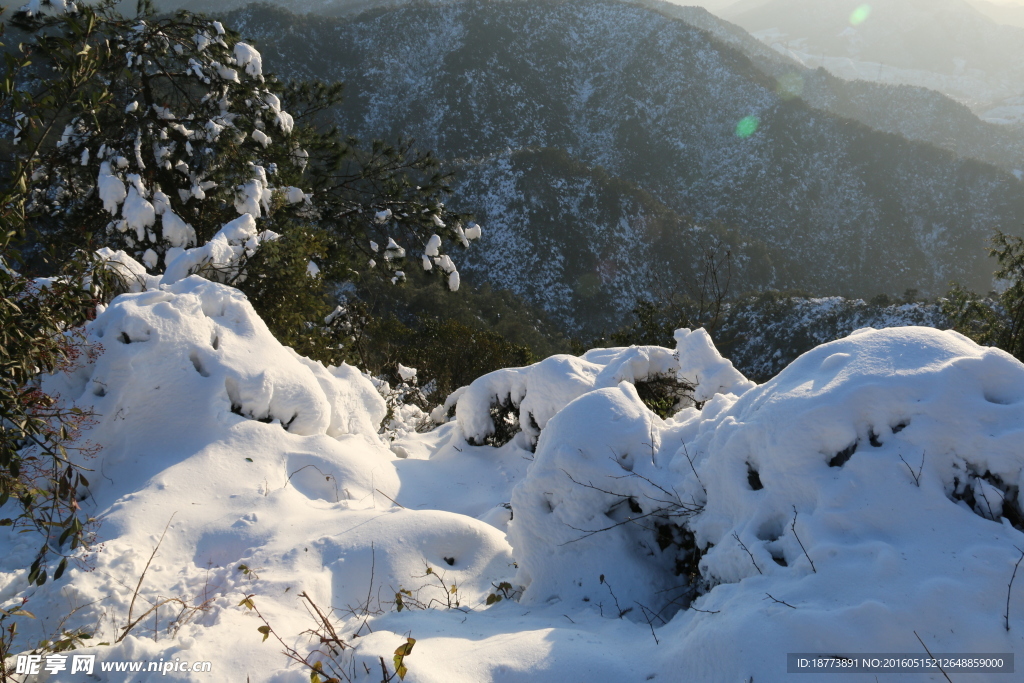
[0,0,484,583]
[7,0,479,358]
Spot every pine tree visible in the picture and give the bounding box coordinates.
[7,0,480,363]
[0,0,485,581]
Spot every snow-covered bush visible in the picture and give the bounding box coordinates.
[0,256,101,587]
[0,277,516,679]
[503,325,1024,655]
[450,328,752,449]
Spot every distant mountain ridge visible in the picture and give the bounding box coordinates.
[723,0,1024,111]
[967,0,1024,28]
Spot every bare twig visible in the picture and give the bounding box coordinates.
[913,631,953,683]
[118,597,189,644]
[241,593,352,682]
[298,592,347,656]
[365,543,377,616]
[379,656,395,682]
[690,606,720,614]
[557,468,700,544]
[1005,546,1024,631]
[634,602,661,645]
[608,466,689,509]
[976,481,998,520]
[375,489,405,509]
[764,593,796,609]
[600,575,631,619]
[118,513,175,643]
[898,451,925,487]
[791,507,816,573]
[680,442,706,496]
[284,464,340,502]
[732,533,762,575]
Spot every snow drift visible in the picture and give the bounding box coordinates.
[2,281,1023,681]
[507,326,1024,679]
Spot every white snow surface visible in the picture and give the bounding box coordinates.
[454,328,752,447]
[3,296,1024,682]
[97,162,127,215]
[233,42,264,80]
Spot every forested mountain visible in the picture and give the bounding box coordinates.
[728,0,1021,75]
[219,1,1022,329]
[642,1,1024,171]
[447,148,784,332]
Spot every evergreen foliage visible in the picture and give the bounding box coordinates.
[0,0,501,582]
[7,0,477,369]
[944,231,1024,362]
[0,8,115,584]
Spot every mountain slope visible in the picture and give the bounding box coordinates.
[448,147,787,333]
[229,0,1024,303]
[631,0,1024,171]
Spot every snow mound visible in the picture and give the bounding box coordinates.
[5,311,1024,682]
[453,328,752,447]
[507,326,1024,676]
[84,277,385,437]
[0,279,440,679]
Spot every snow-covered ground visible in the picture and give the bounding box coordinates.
[3,279,1024,681]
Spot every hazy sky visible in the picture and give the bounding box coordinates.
[678,0,1024,8]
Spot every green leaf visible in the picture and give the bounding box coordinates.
[257,625,270,642]
[245,457,253,462]
[485,593,501,605]
[238,597,255,610]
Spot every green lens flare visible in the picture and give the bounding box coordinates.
[735,116,760,139]
[850,4,871,26]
